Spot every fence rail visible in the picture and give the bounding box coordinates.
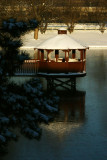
[15,59,38,76]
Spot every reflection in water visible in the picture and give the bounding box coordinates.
[57,91,85,122]
[42,90,86,139]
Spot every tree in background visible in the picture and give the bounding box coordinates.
[0,0,107,33]
[61,2,82,33]
[29,0,54,33]
[94,0,107,33]
[0,0,54,34]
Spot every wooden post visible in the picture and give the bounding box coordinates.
[34,28,38,40]
[67,51,69,62]
[63,50,70,62]
[72,50,76,59]
[47,51,50,61]
[80,50,83,61]
[64,51,68,62]
[37,49,40,60]
[71,78,76,91]
[55,50,59,62]
[47,78,54,90]
[84,49,86,59]
[65,51,66,62]
[83,49,86,71]
[41,50,44,62]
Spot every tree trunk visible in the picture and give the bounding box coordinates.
[34,28,38,40]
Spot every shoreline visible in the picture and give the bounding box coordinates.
[21,30,107,49]
[20,45,107,49]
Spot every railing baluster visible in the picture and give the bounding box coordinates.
[15,59,38,75]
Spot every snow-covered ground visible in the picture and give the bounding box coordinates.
[21,30,107,49]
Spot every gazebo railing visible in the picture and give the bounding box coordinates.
[15,58,86,75]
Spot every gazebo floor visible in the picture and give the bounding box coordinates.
[37,71,86,78]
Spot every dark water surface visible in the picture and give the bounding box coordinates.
[2,49,107,160]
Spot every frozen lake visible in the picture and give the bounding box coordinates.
[1,49,107,160]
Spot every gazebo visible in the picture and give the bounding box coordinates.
[35,29,89,90]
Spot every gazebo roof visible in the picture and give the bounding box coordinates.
[36,34,88,50]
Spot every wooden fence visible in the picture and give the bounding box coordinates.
[15,59,38,76]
